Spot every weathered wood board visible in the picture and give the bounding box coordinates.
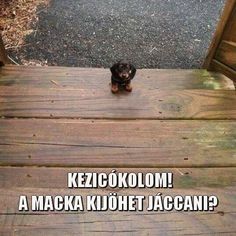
[0,65,235,235]
[204,0,236,82]
[0,186,235,235]
[0,36,10,66]
[0,167,235,189]
[215,41,236,71]
[211,59,236,83]
[0,88,236,119]
[0,66,234,90]
[1,167,236,235]
[0,66,235,119]
[203,0,236,69]
[0,119,235,167]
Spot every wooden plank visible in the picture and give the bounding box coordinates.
[203,0,236,69]
[0,87,236,119]
[0,35,10,66]
[210,59,236,83]
[0,186,235,235]
[0,119,235,167]
[215,40,236,71]
[0,167,235,189]
[204,1,236,80]
[1,212,236,236]
[0,65,234,90]
[223,6,236,42]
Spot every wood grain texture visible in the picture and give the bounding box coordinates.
[0,63,235,235]
[0,187,235,235]
[0,119,235,167]
[0,66,234,90]
[203,0,236,69]
[204,1,236,82]
[211,59,236,83]
[223,5,236,42]
[0,35,10,66]
[0,167,235,189]
[0,87,236,119]
[1,66,234,120]
[215,40,236,71]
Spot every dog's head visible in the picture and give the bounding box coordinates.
[110,60,134,80]
[116,61,132,79]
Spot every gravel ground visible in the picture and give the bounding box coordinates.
[10,0,226,68]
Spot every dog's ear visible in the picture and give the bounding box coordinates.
[110,63,119,76]
[130,64,136,79]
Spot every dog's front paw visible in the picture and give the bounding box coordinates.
[125,83,132,92]
[111,84,119,93]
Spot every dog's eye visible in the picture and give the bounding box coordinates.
[129,70,132,74]
[118,65,124,71]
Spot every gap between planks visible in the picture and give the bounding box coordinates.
[1,117,236,121]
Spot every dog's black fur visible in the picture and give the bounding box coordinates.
[110,60,136,86]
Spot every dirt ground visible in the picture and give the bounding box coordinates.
[0,0,49,65]
[1,0,226,68]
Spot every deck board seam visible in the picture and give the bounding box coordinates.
[0,164,235,168]
[1,117,236,121]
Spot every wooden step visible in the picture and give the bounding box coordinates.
[1,185,236,235]
[0,65,236,235]
[0,66,235,119]
[0,119,235,168]
[0,65,234,90]
[0,166,236,235]
[1,166,235,189]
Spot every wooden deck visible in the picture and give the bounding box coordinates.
[0,65,236,235]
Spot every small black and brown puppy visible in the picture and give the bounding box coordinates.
[110,60,136,93]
